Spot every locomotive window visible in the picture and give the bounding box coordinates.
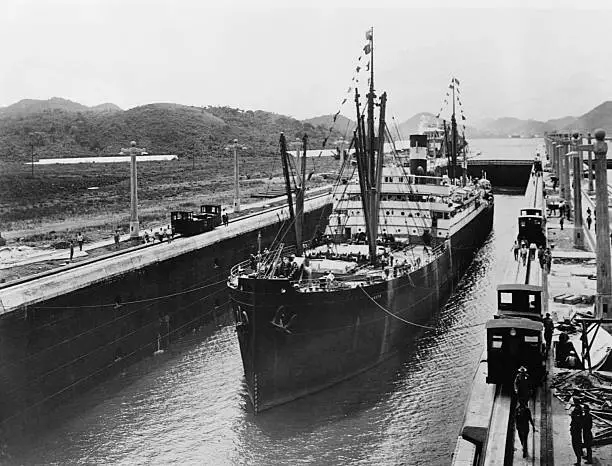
[524,336,539,343]
[500,292,513,304]
[492,341,502,349]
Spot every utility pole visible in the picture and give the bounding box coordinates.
[225,139,247,213]
[587,132,594,193]
[120,141,146,240]
[570,134,584,248]
[594,129,611,318]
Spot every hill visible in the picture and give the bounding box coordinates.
[90,103,123,113]
[396,112,436,138]
[566,101,612,133]
[302,114,356,138]
[0,102,341,161]
[0,97,90,117]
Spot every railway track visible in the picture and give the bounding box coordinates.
[0,191,331,291]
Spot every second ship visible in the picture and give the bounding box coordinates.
[228,29,495,413]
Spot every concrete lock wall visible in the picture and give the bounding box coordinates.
[466,161,533,191]
[0,203,331,430]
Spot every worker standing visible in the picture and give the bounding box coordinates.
[570,402,584,465]
[582,405,593,464]
[543,313,554,354]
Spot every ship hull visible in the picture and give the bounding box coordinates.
[230,202,494,412]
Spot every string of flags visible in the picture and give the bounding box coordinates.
[317,31,373,153]
[435,77,467,132]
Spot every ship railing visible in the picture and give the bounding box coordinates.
[292,274,385,292]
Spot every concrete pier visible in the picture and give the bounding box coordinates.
[452,147,612,465]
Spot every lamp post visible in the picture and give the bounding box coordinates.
[594,129,611,318]
[587,132,594,193]
[120,141,147,239]
[570,133,584,248]
[225,139,247,213]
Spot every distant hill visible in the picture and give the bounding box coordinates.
[396,112,435,138]
[0,97,123,118]
[0,101,342,161]
[566,101,612,133]
[0,97,89,117]
[303,114,356,139]
[90,102,123,113]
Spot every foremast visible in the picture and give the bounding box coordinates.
[353,27,388,265]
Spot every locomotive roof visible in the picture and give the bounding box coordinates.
[486,318,542,331]
[497,283,542,292]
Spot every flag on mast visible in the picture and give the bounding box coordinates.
[363,43,371,54]
[365,28,373,40]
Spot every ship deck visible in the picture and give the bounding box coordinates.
[229,242,443,293]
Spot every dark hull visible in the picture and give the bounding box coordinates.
[230,203,494,412]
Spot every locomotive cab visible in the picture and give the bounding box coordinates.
[497,284,543,321]
[518,212,546,247]
[486,318,544,385]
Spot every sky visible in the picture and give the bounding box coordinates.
[2,0,612,123]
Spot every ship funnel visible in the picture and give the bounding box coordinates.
[409,134,428,176]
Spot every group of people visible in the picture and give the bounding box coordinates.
[555,331,581,369]
[143,226,173,244]
[511,239,552,271]
[68,232,85,260]
[514,367,536,458]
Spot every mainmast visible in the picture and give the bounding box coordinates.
[279,133,297,248]
[443,120,451,175]
[293,134,308,256]
[451,78,458,183]
[354,27,386,265]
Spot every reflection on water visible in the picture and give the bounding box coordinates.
[7,195,525,466]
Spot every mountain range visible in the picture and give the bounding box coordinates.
[307,101,612,139]
[3,97,612,162]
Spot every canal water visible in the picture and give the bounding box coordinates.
[6,140,541,465]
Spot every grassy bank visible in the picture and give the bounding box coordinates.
[1,155,340,246]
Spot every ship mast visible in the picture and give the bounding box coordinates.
[354,28,386,265]
[443,120,450,175]
[279,133,297,248]
[293,134,308,256]
[451,79,458,183]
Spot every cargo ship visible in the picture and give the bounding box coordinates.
[227,29,494,413]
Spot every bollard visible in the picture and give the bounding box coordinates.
[594,129,611,318]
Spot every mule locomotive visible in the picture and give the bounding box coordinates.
[170,204,222,237]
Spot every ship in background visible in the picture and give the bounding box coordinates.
[227,29,494,413]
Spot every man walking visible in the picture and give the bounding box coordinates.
[512,240,519,261]
[543,313,554,354]
[514,366,532,406]
[515,401,536,458]
[586,215,592,230]
[69,240,74,261]
[76,232,84,251]
[560,216,565,230]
